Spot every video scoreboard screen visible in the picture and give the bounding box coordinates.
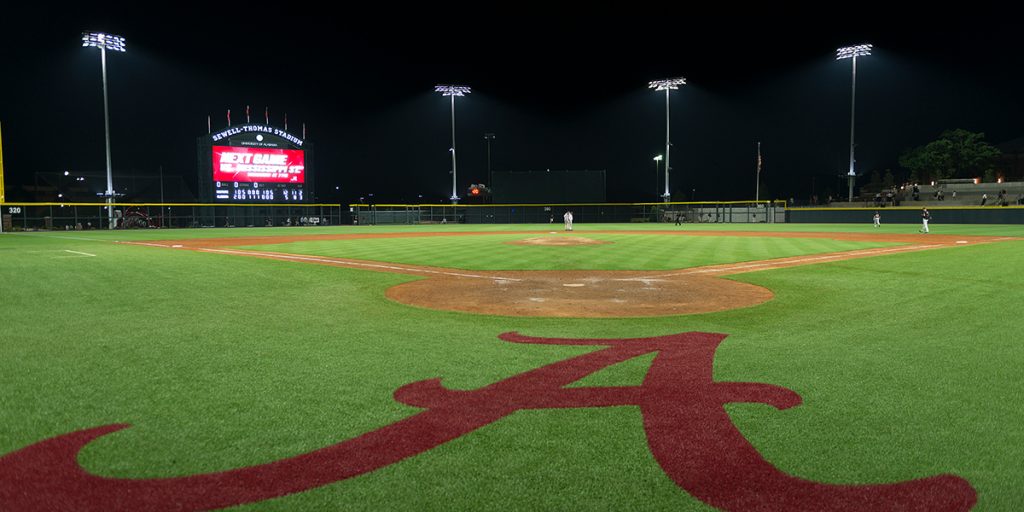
[212,146,306,202]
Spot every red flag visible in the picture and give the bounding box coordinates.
[264,107,269,125]
[227,109,231,127]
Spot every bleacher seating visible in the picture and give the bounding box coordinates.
[824,181,1024,208]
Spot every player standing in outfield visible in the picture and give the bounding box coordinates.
[563,210,574,231]
[873,211,881,228]
[920,208,931,233]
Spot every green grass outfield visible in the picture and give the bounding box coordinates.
[1,223,1023,510]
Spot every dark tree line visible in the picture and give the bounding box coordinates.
[899,129,1001,183]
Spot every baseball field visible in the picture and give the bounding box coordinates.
[1,222,1023,511]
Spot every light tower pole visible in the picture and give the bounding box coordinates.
[484,132,495,189]
[82,32,126,229]
[649,77,686,202]
[836,44,872,202]
[653,155,663,200]
[756,142,762,203]
[435,85,471,204]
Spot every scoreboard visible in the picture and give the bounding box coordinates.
[198,125,314,203]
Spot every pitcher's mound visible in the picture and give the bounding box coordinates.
[386,270,772,317]
[507,236,611,246]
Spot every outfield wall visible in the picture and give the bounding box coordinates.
[788,206,1024,224]
[352,202,785,225]
[0,203,345,231]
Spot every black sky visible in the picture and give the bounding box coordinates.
[1,11,1021,203]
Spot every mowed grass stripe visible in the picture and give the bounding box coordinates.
[239,233,899,271]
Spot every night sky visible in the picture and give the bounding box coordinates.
[1,12,1021,204]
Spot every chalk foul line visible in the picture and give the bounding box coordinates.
[62,250,96,257]
[195,248,523,282]
[636,244,948,280]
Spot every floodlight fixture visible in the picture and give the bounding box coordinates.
[653,155,663,161]
[836,44,872,60]
[82,32,126,52]
[82,31,126,229]
[649,77,686,201]
[435,85,472,202]
[648,77,686,91]
[434,85,471,97]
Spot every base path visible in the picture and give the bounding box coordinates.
[121,231,1016,318]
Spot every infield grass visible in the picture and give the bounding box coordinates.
[1,226,1022,510]
[241,233,899,271]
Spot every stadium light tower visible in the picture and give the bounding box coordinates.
[82,32,126,229]
[836,44,872,202]
[649,77,686,202]
[435,85,471,203]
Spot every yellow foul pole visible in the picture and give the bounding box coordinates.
[0,121,5,204]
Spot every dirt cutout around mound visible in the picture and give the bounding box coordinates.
[122,231,1017,318]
